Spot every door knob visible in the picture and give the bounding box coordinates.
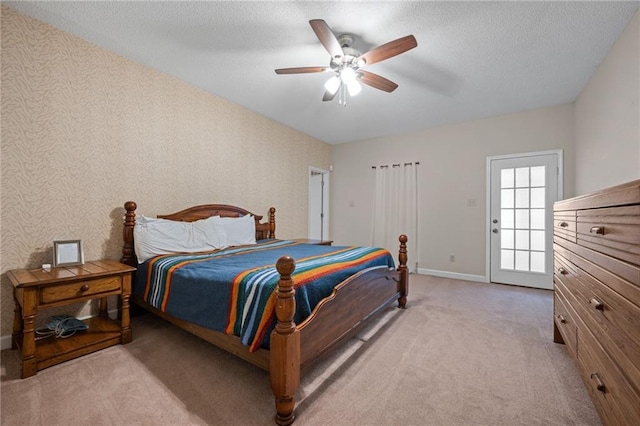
[492,229,499,233]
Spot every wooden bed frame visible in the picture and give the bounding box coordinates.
[121,201,408,425]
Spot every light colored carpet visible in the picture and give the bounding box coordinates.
[1,274,601,425]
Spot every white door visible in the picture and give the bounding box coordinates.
[308,168,329,240]
[488,151,562,289]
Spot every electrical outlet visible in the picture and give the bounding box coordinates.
[449,254,455,262]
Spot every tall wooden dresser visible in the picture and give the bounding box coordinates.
[553,179,639,425]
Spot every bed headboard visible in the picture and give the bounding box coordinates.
[121,201,276,266]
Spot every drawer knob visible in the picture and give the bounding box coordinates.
[590,297,604,311]
[590,372,606,393]
[557,314,566,324]
[589,226,604,235]
[558,221,568,228]
[80,284,89,292]
[558,267,568,275]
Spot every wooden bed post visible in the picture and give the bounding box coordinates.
[122,201,137,267]
[269,207,276,238]
[397,234,408,308]
[270,256,300,426]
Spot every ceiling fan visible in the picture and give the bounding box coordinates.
[275,19,417,105]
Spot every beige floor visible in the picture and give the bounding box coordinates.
[1,274,600,425]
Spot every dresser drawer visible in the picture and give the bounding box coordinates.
[554,211,577,242]
[553,252,581,302]
[577,319,640,425]
[553,289,577,358]
[577,205,640,266]
[555,251,640,389]
[554,239,640,289]
[40,276,122,305]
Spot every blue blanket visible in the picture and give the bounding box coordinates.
[134,239,395,351]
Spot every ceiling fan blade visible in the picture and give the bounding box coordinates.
[357,35,417,66]
[309,19,343,59]
[275,66,328,74]
[359,71,398,93]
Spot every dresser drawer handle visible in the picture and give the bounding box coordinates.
[557,314,566,324]
[589,226,604,235]
[558,221,568,228]
[590,298,604,311]
[80,284,89,292]
[558,267,568,275]
[590,372,606,393]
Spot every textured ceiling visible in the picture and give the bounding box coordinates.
[6,1,639,144]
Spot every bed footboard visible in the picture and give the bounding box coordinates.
[270,235,408,425]
[271,256,300,426]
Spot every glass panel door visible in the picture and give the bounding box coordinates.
[499,165,546,273]
[489,152,561,289]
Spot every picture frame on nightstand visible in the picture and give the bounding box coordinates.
[53,239,84,267]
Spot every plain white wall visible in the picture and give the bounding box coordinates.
[330,104,574,277]
[574,10,639,195]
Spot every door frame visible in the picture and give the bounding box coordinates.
[485,149,563,285]
[308,166,330,240]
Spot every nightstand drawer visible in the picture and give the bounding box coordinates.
[41,276,122,304]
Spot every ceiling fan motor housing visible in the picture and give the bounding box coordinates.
[339,34,362,59]
[330,34,362,72]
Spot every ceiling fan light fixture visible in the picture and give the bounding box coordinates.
[347,80,362,96]
[340,67,357,85]
[324,76,341,95]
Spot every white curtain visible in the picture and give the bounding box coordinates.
[372,163,418,272]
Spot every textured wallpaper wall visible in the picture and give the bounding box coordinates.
[0,7,331,337]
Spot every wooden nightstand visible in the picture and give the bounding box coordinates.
[292,238,333,246]
[8,259,136,378]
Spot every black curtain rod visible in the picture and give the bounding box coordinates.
[371,161,420,169]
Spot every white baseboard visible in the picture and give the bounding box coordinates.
[1,309,119,351]
[417,268,488,283]
[1,334,12,351]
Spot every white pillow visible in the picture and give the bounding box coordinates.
[221,214,256,246]
[192,215,227,249]
[134,215,227,263]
